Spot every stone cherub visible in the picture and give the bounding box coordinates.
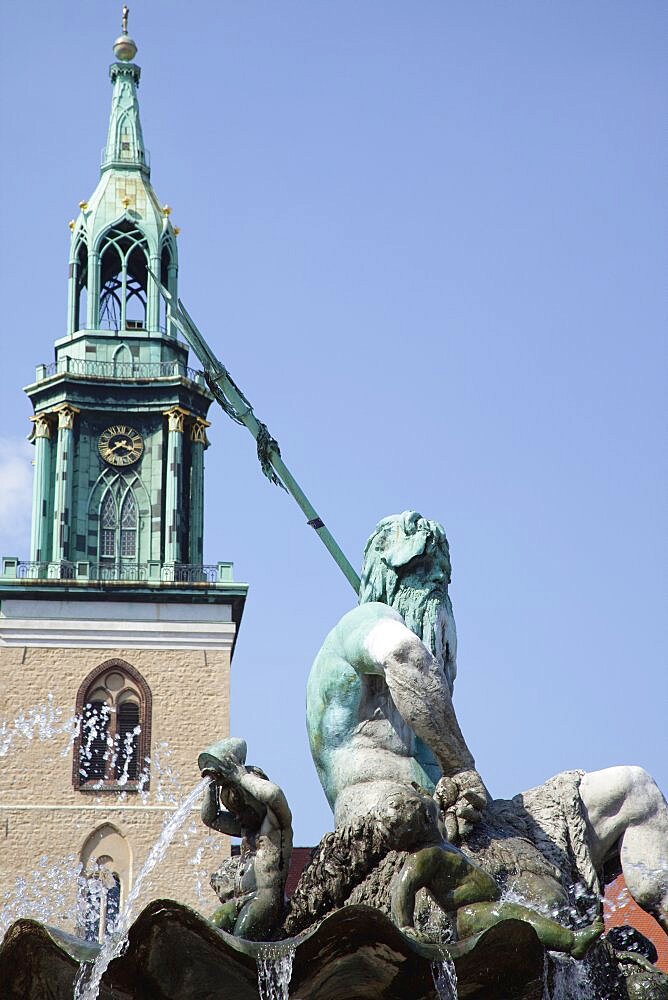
[199,737,293,941]
[305,511,668,935]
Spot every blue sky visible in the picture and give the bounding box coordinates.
[0,2,666,845]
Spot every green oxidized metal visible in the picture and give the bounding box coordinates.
[22,27,214,579]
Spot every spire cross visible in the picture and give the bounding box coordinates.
[122,5,129,34]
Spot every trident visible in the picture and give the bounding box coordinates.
[149,271,361,594]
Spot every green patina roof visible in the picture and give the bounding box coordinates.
[69,28,176,277]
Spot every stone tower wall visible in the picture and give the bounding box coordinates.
[0,639,233,933]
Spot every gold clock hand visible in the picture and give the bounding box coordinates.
[109,439,132,453]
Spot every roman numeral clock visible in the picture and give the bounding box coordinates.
[0,10,248,940]
[99,425,145,467]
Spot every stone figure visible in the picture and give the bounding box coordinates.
[305,511,668,937]
[385,792,603,958]
[286,781,602,957]
[577,765,667,933]
[199,737,293,940]
[307,511,486,838]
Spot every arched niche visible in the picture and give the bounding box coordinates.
[79,823,130,941]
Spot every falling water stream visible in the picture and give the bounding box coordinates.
[256,944,295,1000]
[73,777,210,1000]
[0,700,639,1000]
[542,952,597,1000]
[431,956,458,999]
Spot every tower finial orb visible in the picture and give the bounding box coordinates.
[113,5,138,62]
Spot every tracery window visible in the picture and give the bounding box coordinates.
[98,221,148,330]
[100,491,117,557]
[73,659,151,791]
[78,826,129,942]
[99,489,137,560]
[81,868,121,942]
[120,491,137,556]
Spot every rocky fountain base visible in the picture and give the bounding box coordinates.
[4,512,668,1000]
[1,898,667,1000]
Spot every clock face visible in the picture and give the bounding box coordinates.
[99,425,144,466]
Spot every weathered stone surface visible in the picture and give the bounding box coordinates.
[0,901,579,1000]
[0,918,124,1000]
[4,900,668,999]
[0,642,233,935]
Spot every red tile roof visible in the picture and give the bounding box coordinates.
[285,847,313,898]
[604,873,668,973]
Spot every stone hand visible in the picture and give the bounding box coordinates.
[434,769,488,843]
[201,755,242,784]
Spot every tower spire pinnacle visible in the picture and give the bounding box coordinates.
[113,5,137,62]
[105,7,146,173]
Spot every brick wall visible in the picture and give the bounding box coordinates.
[0,643,233,933]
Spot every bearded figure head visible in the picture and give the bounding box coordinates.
[359,511,457,693]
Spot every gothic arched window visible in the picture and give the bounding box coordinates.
[81,869,121,942]
[79,825,129,942]
[73,659,152,791]
[98,221,148,331]
[120,491,137,557]
[100,491,117,558]
[99,488,138,561]
[117,112,140,164]
[99,243,123,330]
[72,236,88,332]
[159,238,177,333]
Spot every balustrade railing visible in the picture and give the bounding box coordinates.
[6,561,223,584]
[160,564,219,583]
[37,358,205,384]
[15,561,76,580]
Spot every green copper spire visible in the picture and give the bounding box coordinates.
[103,6,148,175]
[64,7,179,338]
[20,9,222,577]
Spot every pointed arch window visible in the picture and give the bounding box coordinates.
[73,659,152,792]
[100,492,117,558]
[120,491,138,557]
[72,236,88,332]
[159,238,177,333]
[99,243,123,330]
[99,488,138,560]
[98,221,148,331]
[117,112,138,163]
[81,870,121,942]
[79,825,130,942]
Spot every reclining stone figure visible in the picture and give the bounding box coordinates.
[306,511,668,934]
[384,790,603,957]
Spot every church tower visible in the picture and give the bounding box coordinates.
[0,13,246,938]
[27,19,211,578]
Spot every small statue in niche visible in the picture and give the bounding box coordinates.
[199,737,293,941]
